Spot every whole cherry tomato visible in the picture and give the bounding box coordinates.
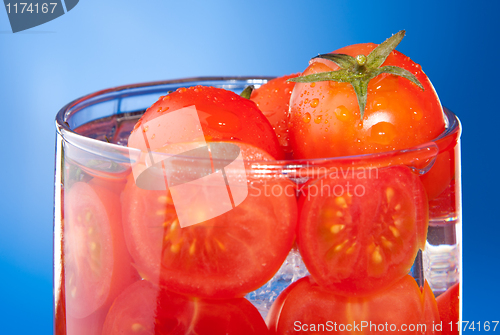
[289,31,446,159]
[250,73,300,153]
[267,275,440,335]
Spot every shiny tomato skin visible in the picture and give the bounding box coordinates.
[64,180,139,318]
[66,307,108,335]
[267,275,439,335]
[437,283,460,335]
[250,73,300,152]
[421,141,457,200]
[128,85,284,159]
[102,280,269,335]
[289,43,446,159]
[297,166,428,296]
[121,141,297,299]
[423,281,442,335]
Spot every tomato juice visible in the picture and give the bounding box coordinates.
[54,78,461,334]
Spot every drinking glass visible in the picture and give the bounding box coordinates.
[54,77,461,334]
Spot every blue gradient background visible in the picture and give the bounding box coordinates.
[0,0,498,333]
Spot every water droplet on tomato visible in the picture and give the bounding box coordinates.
[334,105,351,122]
[310,83,316,88]
[303,113,311,123]
[412,108,423,121]
[314,115,322,124]
[310,98,319,108]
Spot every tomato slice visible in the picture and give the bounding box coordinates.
[297,165,428,296]
[423,281,442,335]
[437,283,460,335]
[64,180,139,318]
[121,141,297,298]
[102,280,269,335]
[267,275,439,335]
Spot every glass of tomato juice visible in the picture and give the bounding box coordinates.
[54,78,461,335]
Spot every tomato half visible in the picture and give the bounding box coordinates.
[289,43,446,160]
[102,280,269,335]
[267,275,440,335]
[250,73,300,152]
[128,85,284,159]
[64,180,139,318]
[297,165,428,295]
[121,141,297,298]
[66,307,108,335]
[437,283,460,335]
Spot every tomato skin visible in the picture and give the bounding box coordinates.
[423,281,442,335]
[102,280,269,335]
[267,275,439,335]
[289,43,446,160]
[437,283,460,335]
[121,141,297,299]
[64,180,139,318]
[128,85,284,159]
[297,166,428,296]
[421,139,458,200]
[250,73,300,152]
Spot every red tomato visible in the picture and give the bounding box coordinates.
[102,280,269,335]
[428,180,459,222]
[128,85,284,159]
[297,166,428,296]
[420,140,458,200]
[423,281,442,335]
[121,141,297,298]
[289,41,446,160]
[267,275,440,335]
[66,307,108,335]
[437,283,460,335]
[250,73,300,152]
[64,180,139,318]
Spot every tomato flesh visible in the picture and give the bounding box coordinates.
[297,166,428,295]
[102,280,269,335]
[267,275,440,335]
[64,180,138,318]
[121,141,297,298]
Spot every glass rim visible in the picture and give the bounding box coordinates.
[55,76,461,169]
